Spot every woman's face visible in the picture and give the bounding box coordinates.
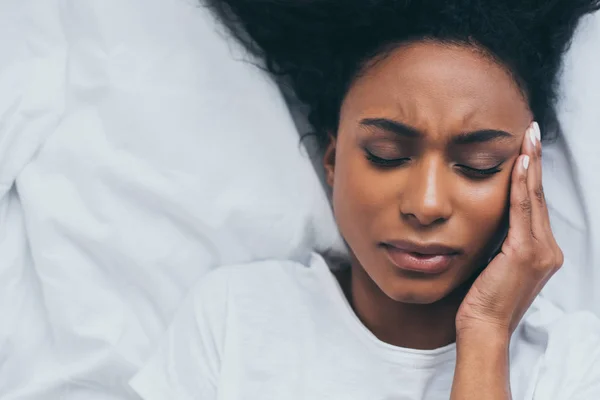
[325,41,532,304]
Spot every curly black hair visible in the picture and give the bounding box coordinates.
[207,0,600,148]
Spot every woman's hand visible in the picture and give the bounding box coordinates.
[455,121,563,338]
[451,122,564,400]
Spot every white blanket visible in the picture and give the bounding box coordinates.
[0,0,597,398]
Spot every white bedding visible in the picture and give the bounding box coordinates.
[0,0,597,398]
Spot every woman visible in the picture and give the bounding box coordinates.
[131,1,600,398]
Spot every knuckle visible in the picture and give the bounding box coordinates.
[513,242,534,262]
[533,245,563,273]
[555,248,565,268]
[531,266,548,278]
[530,261,550,277]
[526,250,538,266]
[519,198,532,215]
[538,255,555,270]
[519,173,528,186]
[503,242,520,258]
[534,186,545,203]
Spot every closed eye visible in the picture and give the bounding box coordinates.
[456,163,503,179]
[365,151,410,168]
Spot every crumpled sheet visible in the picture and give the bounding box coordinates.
[0,0,598,399]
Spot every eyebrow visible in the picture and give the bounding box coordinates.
[360,118,513,144]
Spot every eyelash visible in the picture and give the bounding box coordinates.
[365,151,410,167]
[457,164,503,178]
[365,151,503,178]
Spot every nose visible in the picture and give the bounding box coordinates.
[400,156,453,228]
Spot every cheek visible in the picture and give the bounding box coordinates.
[331,145,388,239]
[458,177,510,239]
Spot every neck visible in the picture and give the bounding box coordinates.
[339,261,469,350]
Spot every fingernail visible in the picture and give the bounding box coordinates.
[533,122,541,141]
[523,155,530,170]
[529,127,537,147]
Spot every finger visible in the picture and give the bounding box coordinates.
[524,122,548,240]
[532,123,551,230]
[525,126,566,274]
[508,153,533,244]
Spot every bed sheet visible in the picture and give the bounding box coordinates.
[0,0,598,399]
[0,0,342,398]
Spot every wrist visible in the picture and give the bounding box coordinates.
[456,323,510,348]
[452,329,511,400]
[456,327,510,361]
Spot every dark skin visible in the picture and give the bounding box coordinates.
[324,41,563,399]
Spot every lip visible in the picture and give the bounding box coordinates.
[382,240,461,275]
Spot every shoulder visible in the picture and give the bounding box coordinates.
[196,253,330,309]
[193,253,335,357]
[130,254,334,400]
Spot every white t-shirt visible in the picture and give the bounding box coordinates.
[130,253,600,400]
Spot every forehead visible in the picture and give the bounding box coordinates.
[340,41,532,136]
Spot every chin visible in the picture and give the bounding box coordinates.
[387,291,446,305]
[383,280,455,305]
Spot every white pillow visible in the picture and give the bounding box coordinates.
[540,11,600,315]
[4,0,342,397]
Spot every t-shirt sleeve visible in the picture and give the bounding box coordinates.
[129,268,231,400]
